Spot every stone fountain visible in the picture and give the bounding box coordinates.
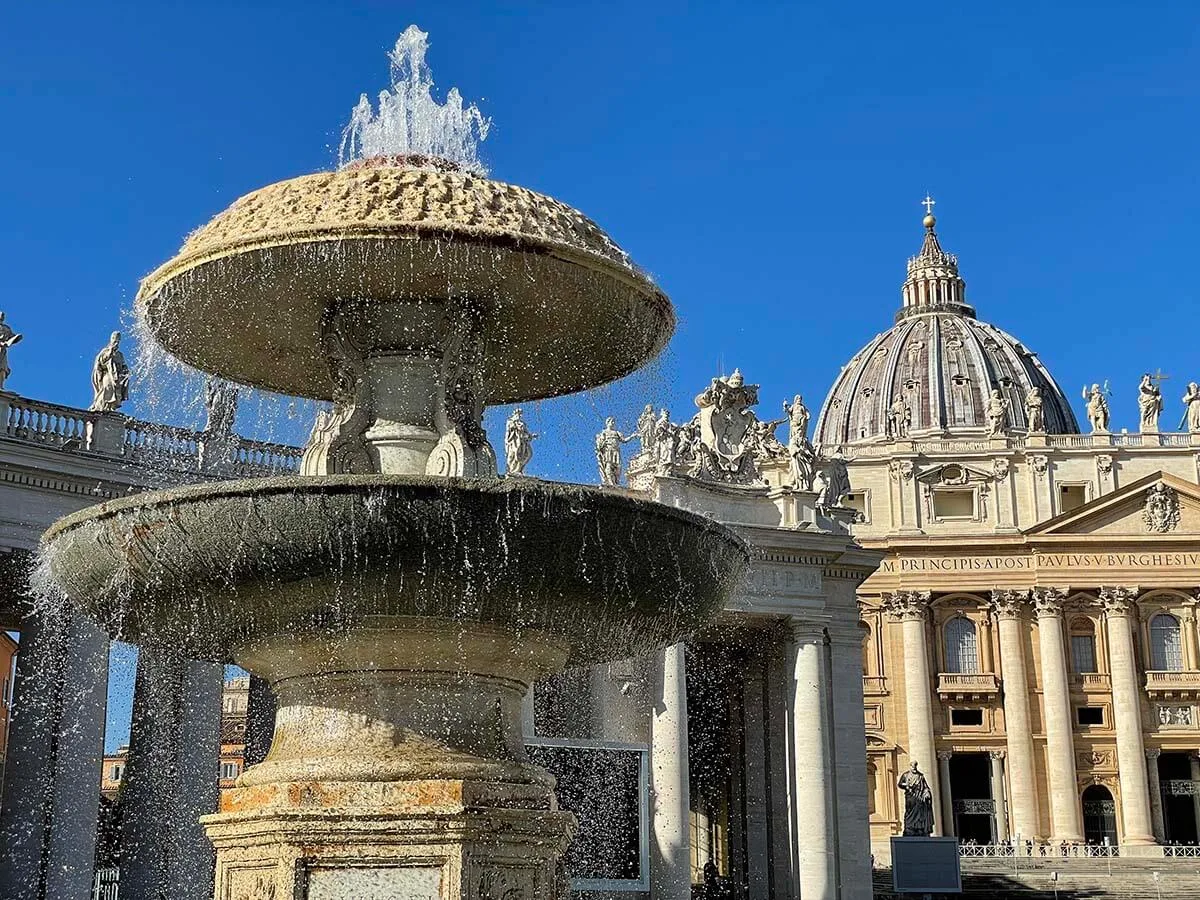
[38,27,748,900]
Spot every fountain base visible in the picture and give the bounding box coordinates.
[203,621,574,899]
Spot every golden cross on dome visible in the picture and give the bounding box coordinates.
[921,195,936,216]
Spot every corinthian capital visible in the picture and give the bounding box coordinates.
[1031,587,1068,618]
[989,589,1029,620]
[882,590,931,622]
[1100,586,1139,617]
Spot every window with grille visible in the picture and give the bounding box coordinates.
[220,761,240,780]
[1150,614,1183,671]
[944,617,979,674]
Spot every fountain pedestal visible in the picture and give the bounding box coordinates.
[204,622,574,899]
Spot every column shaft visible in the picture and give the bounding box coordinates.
[829,623,873,900]
[1102,592,1156,845]
[1146,751,1166,843]
[884,593,942,835]
[990,752,1009,842]
[1032,591,1083,842]
[937,752,955,837]
[1190,755,1200,835]
[791,624,837,900]
[650,642,691,900]
[1182,611,1198,671]
[991,596,1041,841]
[0,610,109,900]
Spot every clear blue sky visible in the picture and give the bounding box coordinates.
[4,2,1200,749]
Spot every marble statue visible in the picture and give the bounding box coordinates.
[985,388,1009,436]
[1183,382,1200,433]
[0,312,23,392]
[504,408,537,476]
[89,331,130,413]
[1082,383,1110,434]
[816,452,851,512]
[596,416,633,486]
[204,378,239,435]
[887,395,911,439]
[636,403,657,455]
[1024,387,1044,432]
[897,762,934,837]
[1138,373,1164,432]
[653,409,678,473]
[785,395,816,490]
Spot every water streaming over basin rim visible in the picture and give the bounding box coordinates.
[135,165,673,402]
[38,475,750,665]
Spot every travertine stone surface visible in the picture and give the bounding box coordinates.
[135,164,673,403]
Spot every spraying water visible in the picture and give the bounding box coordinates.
[338,25,491,173]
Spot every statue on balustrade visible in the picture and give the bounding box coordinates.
[504,408,537,476]
[653,408,678,474]
[89,331,130,413]
[785,395,816,491]
[0,312,23,392]
[1024,386,1045,432]
[897,761,934,837]
[1182,382,1200,434]
[985,388,1010,436]
[596,416,633,486]
[1138,372,1164,432]
[204,377,239,436]
[1081,382,1110,434]
[635,403,657,456]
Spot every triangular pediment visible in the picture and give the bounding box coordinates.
[1027,471,1200,537]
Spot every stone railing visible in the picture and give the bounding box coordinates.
[1144,670,1200,697]
[0,392,302,479]
[1074,672,1111,690]
[958,842,1119,858]
[862,675,888,695]
[838,431,1199,459]
[936,672,1000,700]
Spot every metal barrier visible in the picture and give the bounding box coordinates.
[92,867,119,900]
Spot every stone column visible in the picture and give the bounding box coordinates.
[828,621,873,900]
[883,591,942,835]
[990,750,1009,842]
[1146,750,1166,843]
[120,646,224,900]
[243,674,277,767]
[650,642,691,900]
[1031,588,1084,843]
[1100,587,1156,845]
[937,751,955,838]
[1181,608,1198,671]
[1190,754,1200,833]
[0,608,110,900]
[989,590,1040,841]
[790,622,838,900]
[979,614,995,673]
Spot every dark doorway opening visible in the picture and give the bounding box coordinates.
[949,752,994,844]
[1159,752,1199,845]
[1082,785,1118,846]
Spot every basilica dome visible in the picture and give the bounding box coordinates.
[814,211,1079,447]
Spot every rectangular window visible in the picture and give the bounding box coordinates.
[1071,635,1097,674]
[933,490,975,519]
[1077,706,1104,726]
[111,764,123,782]
[842,491,869,522]
[1059,484,1088,513]
[220,761,240,780]
[950,708,984,727]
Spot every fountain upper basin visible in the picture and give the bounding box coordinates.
[40,475,748,663]
[136,163,673,403]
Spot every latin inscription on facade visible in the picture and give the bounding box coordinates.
[879,551,1200,574]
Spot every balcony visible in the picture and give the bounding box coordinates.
[1144,671,1200,699]
[1073,673,1111,692]
[937,672,1000,702]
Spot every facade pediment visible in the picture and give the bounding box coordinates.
[1027,472,1200,538]
[915,462,992,486]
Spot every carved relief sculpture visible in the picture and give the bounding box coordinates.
[0,311,23,392]
[992,457,1010,481]
[595,416,632,486]
[1183,382,1200,434]
[1024,386,1044,432]
[1138,372,1165,433]
[1082,382,1111,434]
[89,331,131,413]
[1031,454,1048,478]
[504,408,538,476]
[1143,482,1180,533]
[985,388,1010,436]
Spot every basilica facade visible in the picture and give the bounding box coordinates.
[815,209,1200,860]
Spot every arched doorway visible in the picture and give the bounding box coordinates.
[1082,785,1118,846]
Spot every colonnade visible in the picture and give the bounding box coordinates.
[882,586,1162,848]
[0,609,224,900]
